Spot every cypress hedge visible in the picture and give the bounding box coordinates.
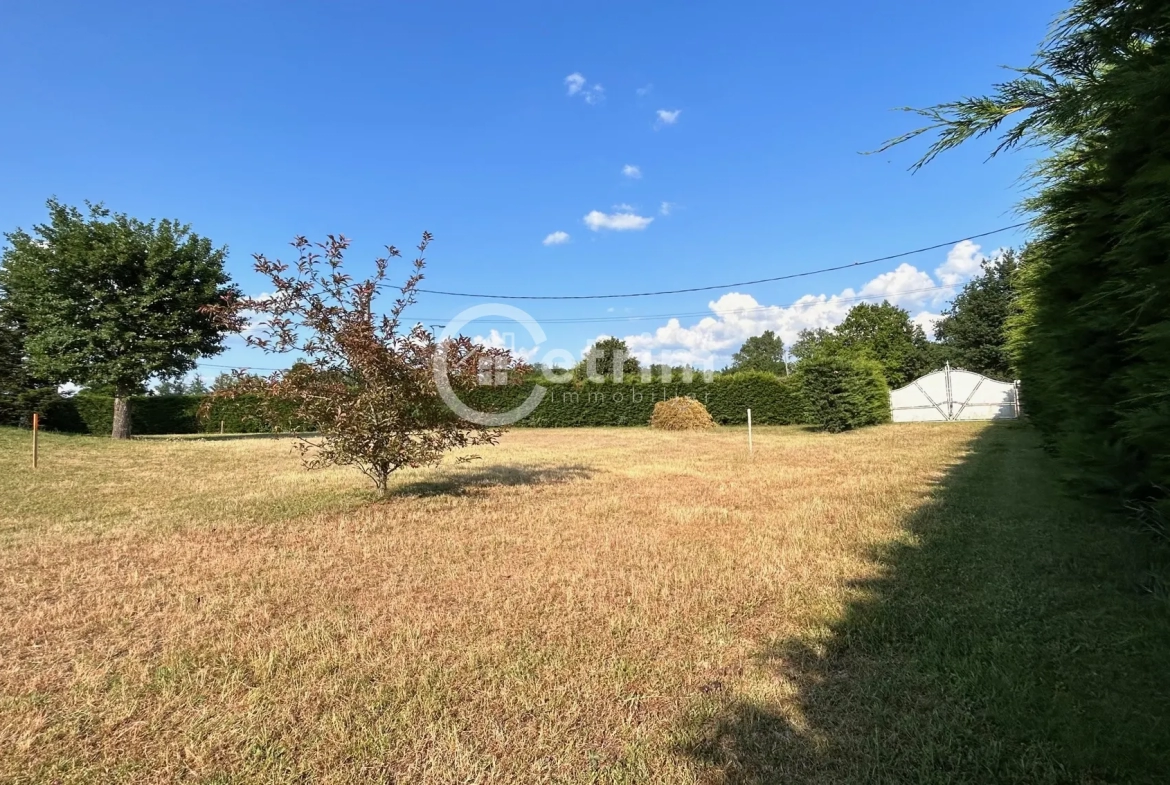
[800,356,891,433]
[463,372,805,427]
[2,365,897,435]
[200,393,308,434]
[886,1,1170,522]
[6,391,311,435]
[72,393,204,435]
[0,387,86,432]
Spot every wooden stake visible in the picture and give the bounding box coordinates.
[747,408,753,455]
[220,419,225,435]
[32,412,39,469]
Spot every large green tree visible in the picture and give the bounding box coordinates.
[0,200,240,438]
[790,327,837,364]
[576,337,642,381]
[729,330,787,375]
[934,248,1021,381]
[0,299,29,399]
[880,0,1170,518]
[833,302,934,389]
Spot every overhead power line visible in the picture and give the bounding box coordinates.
[416,222,1029,300]
[411,283,958,326]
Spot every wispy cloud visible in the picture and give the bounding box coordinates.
[655,109,681,127]
[659,201,676,216]
[636,83,653,97]
[622,164,642,179]
[542,231,571,246]
[238,291,276,335]
[565,72,604,104]
[564,73,585,95]
[583,210,654,232]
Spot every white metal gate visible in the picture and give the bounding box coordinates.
[890,364,1020,422]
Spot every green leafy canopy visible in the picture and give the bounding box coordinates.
[0,199,240,395]
[729,330,787,375]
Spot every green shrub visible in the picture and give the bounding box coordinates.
[800,356,890,433]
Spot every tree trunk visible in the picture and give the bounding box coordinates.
[112,395,132,440]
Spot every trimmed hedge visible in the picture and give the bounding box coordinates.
[0,388,86,432]
[1,366,890,435]
[800,356,891,433]
[703,371,804,425]
[463,372,805,427]
[200,394,309,434]
[1,392,205,436]
[72,393,204,435]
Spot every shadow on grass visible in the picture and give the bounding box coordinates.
[391,463,594,497]
[136,431,320,442]
[679,423,1170,784]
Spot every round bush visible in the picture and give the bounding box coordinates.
[649,397,717,431]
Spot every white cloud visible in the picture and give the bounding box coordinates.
[913,312,942,340]
[655,109,681,127]
[859,263,941,307]
[238,291,277,334]
[935,239,986,286]
[565,72,604,104]
[473,329,540,362]
[622,164,642,179]
[616,242,988,367]
[564,73,585,95]
[659,201,676,216]
[542,231,571,246]
[612,202,637,212]
[636,84,653,96]
[583,210,654,232]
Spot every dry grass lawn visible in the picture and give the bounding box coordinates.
[3,423,1164,783]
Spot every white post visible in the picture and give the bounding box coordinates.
[747,408,753,455]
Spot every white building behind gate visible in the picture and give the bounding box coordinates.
[890,364,1020,422]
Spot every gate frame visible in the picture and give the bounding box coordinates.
[890,363,1021,422]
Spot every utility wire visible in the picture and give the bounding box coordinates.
[416,222,1028,300]
[410,284,957,325]
[197,228,1019,372]
[197,282,963,375]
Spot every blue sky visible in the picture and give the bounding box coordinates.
[0,0,1065,377]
